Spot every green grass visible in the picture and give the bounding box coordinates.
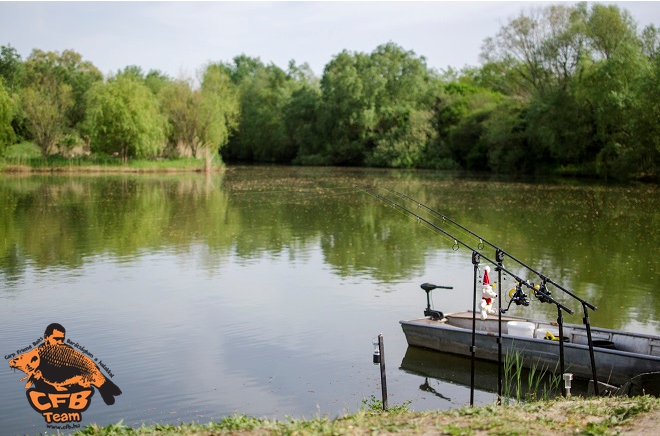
[64,396,659,435]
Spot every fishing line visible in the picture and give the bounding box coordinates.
[379,188,483,252]
[356,185,572,313]
[383,188,503,256]
[357,186,466,250]
[383,188,596,312]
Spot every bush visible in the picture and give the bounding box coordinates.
[2,141,41,159]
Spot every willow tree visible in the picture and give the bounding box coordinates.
[199,64,240,169]
[159,79,201,157]
[85,75,167,161]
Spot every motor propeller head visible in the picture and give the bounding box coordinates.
[421,283,453,292]
[421,283,452,320]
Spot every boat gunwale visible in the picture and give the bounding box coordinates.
[400,313,660,361]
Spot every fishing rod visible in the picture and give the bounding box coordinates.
[385,188,596,310]
[359,186,571,310]
[358,186,573,403]
[383,187,601,395]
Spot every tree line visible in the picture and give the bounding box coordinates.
[0,2,658,180]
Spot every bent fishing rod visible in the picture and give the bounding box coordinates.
[381,187,601,395]
[358,185,573,402]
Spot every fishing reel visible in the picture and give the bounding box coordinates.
[533,280,552,304]
[500,281,530,314]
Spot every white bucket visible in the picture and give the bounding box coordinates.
[507,321,535,338]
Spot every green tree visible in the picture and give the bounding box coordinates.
[631,54,660,179]
[85,75,167,161]
[285,82,323,165]
[198,64,240,169]
[585,3,638,61]
[480,4,586,98]
[19,81,73,156]
[365,43,438,168]
[24,49,102,129]
[144,69,171,96]
[159,79,200,157]
[640,24,659,60]
[224,54,264,84]
[318,49,378,165]
[319,43,438,167]
[240,65,295,162]
[580,4,649,178]
[478,2,656,179]
[482,97,546,174]
[0,78,16,151]
[0,45,25,93]
[222,58,296,163]
[430,82,501,170]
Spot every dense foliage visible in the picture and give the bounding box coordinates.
[1,2,658,180]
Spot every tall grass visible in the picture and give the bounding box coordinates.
[502,346,562,404]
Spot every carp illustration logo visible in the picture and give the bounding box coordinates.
[7,323,121,426]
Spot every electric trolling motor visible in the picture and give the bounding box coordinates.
[421,282,453,320]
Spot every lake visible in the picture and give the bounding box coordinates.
[1,166,658,434]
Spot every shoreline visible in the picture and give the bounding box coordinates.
[61,396,660,435]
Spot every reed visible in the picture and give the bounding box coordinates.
[502,345,561,404]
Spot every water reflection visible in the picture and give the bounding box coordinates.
[400,346,590,401]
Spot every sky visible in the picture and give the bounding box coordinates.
[1,1,658,79]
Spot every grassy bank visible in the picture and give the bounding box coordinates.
[71,396,659,435]
[0,142,223,173]
[0,157,223,174]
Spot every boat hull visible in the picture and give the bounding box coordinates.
[401,313,660,386]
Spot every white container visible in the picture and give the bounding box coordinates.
[507,321,535,338]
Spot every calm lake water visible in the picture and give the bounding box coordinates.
[1,166,658,434]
